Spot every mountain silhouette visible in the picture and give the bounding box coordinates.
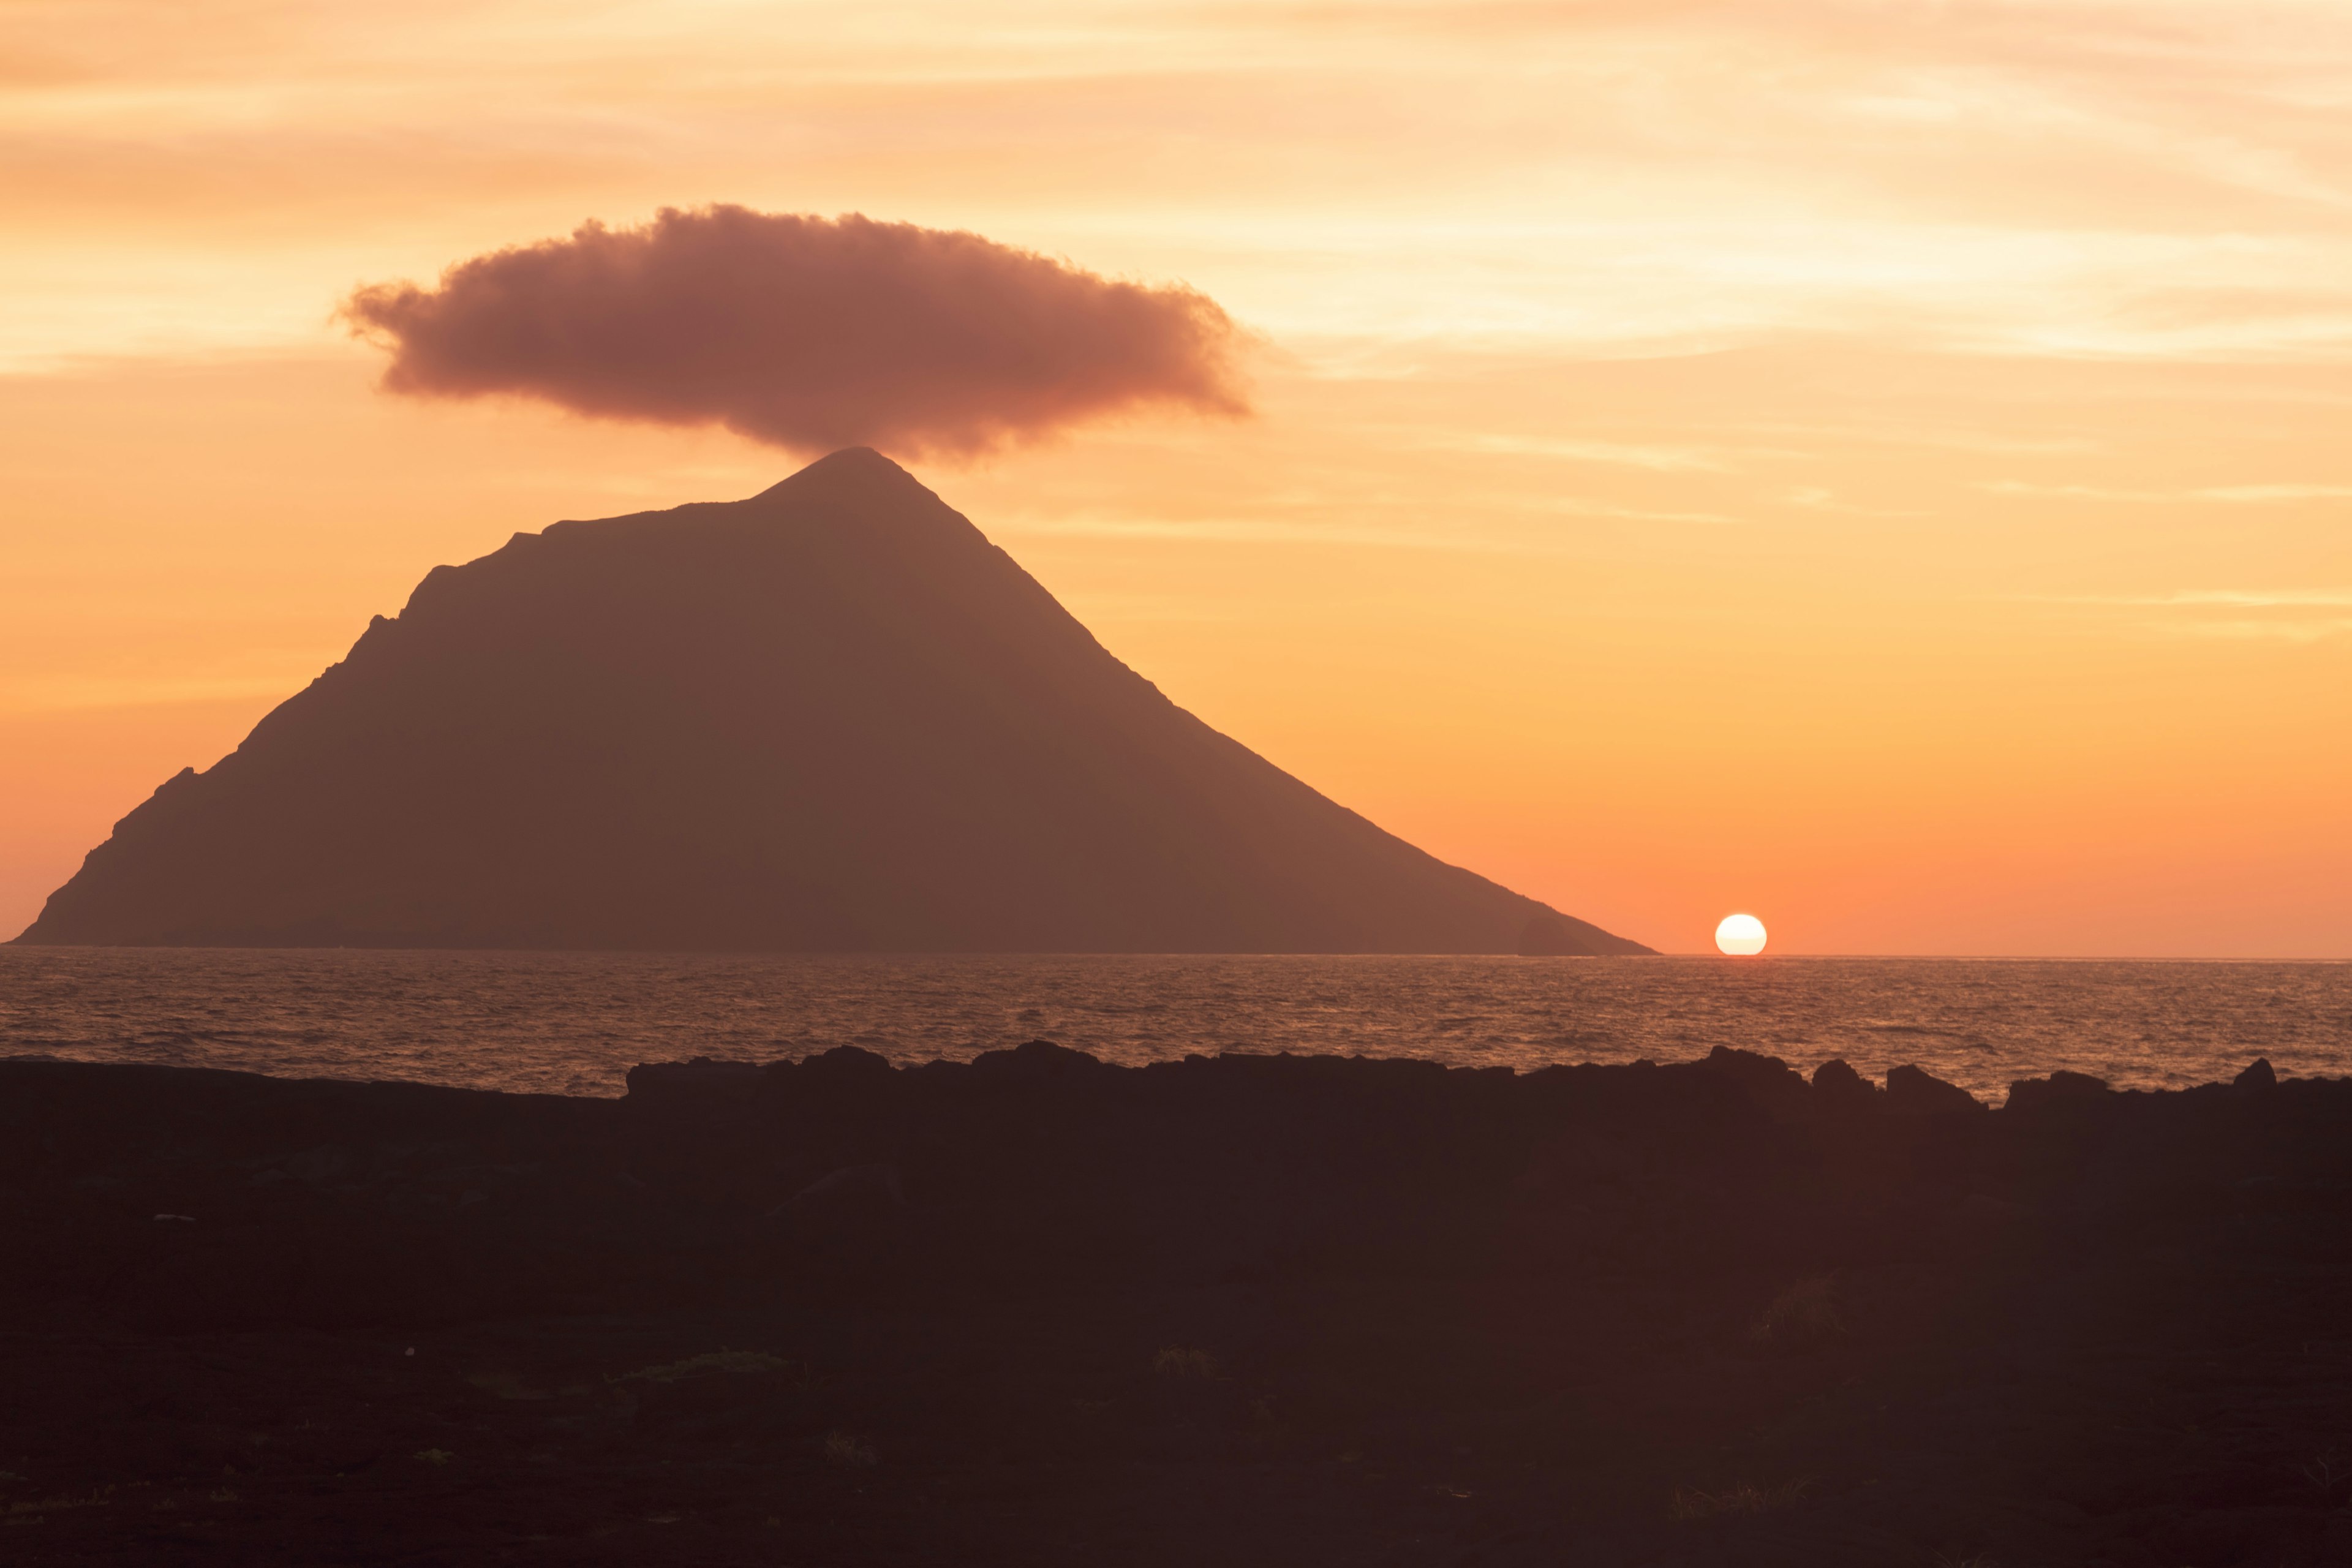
[17,450,1648,954]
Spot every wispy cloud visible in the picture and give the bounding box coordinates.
[2196,484,2352,503]
[995,488,1740,552]
[2019,589,2352,608]
[2010,587,2352,641]
[1783,486,1923,518]
[17,0,2352,364]
[2174,618,2352,642]
[1516,497,1741,526]
[0,669,318,714]
[1427,433,1739,472]
[1982,481,2352,503]
[1001,514,1537,554]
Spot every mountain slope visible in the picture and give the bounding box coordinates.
[18,450,1648,954]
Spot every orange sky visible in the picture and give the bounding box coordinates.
[5,1,2350,955]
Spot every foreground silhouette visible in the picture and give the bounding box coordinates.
[17,450,1641,954]
[3,1047,2345,1565]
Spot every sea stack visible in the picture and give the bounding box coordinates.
[17,450,1646,954]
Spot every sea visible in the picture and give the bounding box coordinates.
[2,948,2346,1104]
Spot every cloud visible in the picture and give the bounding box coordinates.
[2175,619,2352,643]
[341,205,1248,456]
[2006,587,2352,642]
[1427,432,1738,472]
[2016,589,2352,608]
[1981,480,2352,503]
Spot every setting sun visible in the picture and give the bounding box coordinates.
[1715,913,1768,956]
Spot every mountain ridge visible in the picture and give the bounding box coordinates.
[18,450,1649,955]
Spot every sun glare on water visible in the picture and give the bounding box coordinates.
[1714,914,1767,956]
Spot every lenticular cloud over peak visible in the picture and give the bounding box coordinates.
[341,206,1248,456]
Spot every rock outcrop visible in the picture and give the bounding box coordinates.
[4,1047,2348,1565]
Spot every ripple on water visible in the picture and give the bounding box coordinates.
[0,949,2345,1102]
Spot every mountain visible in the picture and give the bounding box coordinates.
[17,450,1648,954]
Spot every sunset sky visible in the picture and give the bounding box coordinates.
[6,1,2350,956]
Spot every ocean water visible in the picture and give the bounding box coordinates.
[2,948,2346,1104]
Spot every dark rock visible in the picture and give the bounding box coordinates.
[970,1038,1107,1080]
[792,1163,905,1207]
[623,1056,767,1102]
[1948,1191,2030,1233]
[2005,1069,2114,1115]
[1810,1058,1880,1110]
[2234,1057,2278,1092]
[1885,1063,1984,1115]
[796,1043,897,1085]
[784,1162,908,1246]
[1698,1045,1812,1120]
[8,1049,2352,1567]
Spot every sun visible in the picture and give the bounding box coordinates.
[1714,913,1767,956]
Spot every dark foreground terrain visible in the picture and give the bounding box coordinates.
[4,1044,2350,1566]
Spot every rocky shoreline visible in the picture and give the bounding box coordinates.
[4,1043,2349,1564]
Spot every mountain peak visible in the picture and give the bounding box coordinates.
[17,466,1648,955]
[752,446,932,507]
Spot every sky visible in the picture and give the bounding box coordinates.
[4,0,2351,956]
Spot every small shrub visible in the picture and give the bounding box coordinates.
[1668,1479,1808,1521]
[1153,1345,1216,1379]
[823,1431,878,1467]
[467,1371,549,1401]
[612,1351,796,1384]
[7,1487,113,1518]
[1750,1277,1843,1344]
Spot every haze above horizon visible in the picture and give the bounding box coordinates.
[4,0,2349,956]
